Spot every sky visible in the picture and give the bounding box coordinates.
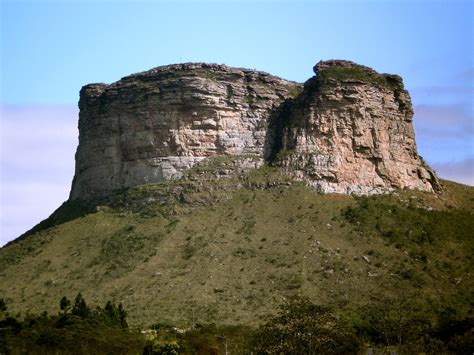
[1,0,473,246]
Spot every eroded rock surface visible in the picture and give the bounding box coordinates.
[70,60,439,200]
[270,60,440,194]
[71,63,301,199]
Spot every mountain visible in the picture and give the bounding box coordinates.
[71,60,438,199]
[1,60,472,334]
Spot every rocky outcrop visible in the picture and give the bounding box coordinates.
[70,60,440,200]
[270,60,440,194]
[71,63,301,199]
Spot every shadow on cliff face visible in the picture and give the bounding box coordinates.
[263,97,295,163]
[263,76,316,164]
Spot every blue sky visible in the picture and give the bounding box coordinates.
[1,0,473,246]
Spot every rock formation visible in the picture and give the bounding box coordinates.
[70,60,440,200]
[271,60,440,194]
[71,63,300,199]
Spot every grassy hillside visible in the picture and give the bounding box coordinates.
[1,159,473,332]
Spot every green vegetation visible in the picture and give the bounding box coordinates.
[282,83,303,98]
[143,323,255,354]
[343,193,474,247]
[9,199,96,246]
[251,296,360,354]
[0,156,473,353]
[352,291,474,354]
[317,65,391,89]
[2,294,472,354]
[0,165,472,329]
[243,94,254,105]
[0,295,143,354]
[183,154,260,179]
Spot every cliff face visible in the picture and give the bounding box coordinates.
[272,60,440,194]
[70,60,439,200]
[71,63,300,199]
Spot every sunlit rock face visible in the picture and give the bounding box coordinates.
[70,63,300,199]
[270,60,440,194]
[70,60,440,200]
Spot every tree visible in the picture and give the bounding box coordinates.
[354,291,434,353]
[59,296,71,314]
[0,298,6,313]
[71,293,90,319]
[104,301,118,325]
[251,296,360,354]
[118,303,128,328]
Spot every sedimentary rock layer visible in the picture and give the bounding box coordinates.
[71,63,301,199]
[272,60,440,194]
[70,60,440,200]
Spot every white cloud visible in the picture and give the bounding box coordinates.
[0,105,78,246]
[414,103,473,136]
[1,182,71,246]
[411,85,474,99]
[413,102,474,164]
[431,159,474,186]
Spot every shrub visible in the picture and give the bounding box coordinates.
[250,296,360,354]
[0,294,143,354]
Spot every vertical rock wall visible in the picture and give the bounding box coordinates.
[272,60,440,194]
[70,60,440,200]
[70,63,301,199]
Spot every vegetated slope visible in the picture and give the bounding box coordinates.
[0,157,473,328]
